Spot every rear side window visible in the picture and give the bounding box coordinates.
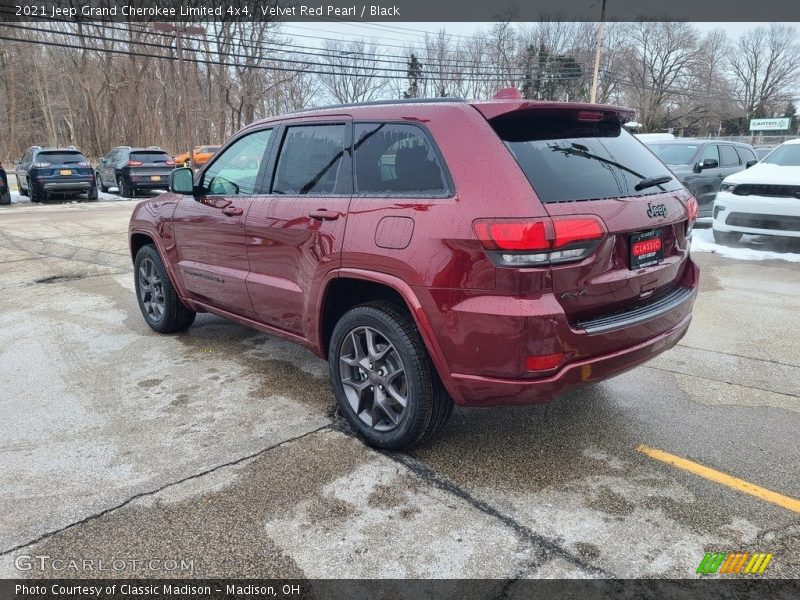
[129,152,171,163]
[37,151,86,164]
[273,125,346,195]
[491,115,682,203]
[719,145,741,167]
[736,147,757,163]
[354,123,449,196]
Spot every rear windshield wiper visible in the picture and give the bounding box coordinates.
[634,174,673,192]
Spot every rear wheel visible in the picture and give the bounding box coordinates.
[28,179,43,203]
[134,244,195,334]
[117,175,133,198]
[329,301,453,450]
[87,184,99,200]
[713,229,742,245]
[0,190,10,205]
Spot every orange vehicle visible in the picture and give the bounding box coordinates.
[173,145,221,167]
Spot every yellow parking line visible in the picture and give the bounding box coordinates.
[636,444,800,513]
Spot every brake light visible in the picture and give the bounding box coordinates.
[577,110,605,122]
[166,159,176,166]
[686,196,698,234]
[473,217,605,267]
[127,160,143,167]
[32,161,52,168]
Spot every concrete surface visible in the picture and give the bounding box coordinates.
[0,199,798,579]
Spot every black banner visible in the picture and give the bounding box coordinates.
[2,579,800,600]
[1,0,800,22]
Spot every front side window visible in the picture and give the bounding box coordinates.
[272,124,346,195]
[202,129,272,196]
[700,145,720,164]
[719,145,740,167]
[354,123,450,196]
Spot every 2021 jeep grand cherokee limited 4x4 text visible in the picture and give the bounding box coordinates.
[129,97,699,450]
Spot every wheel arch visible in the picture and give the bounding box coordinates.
[316,269,459,402]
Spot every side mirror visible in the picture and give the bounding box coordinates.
[695,158,718,172]
[746,159,758,168]
[170,168,195,195]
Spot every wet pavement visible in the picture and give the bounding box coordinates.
[0,200,798,579]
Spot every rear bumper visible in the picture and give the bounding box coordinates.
[713,191,800,238]
[41,180,93,192]
[417,258,699,406]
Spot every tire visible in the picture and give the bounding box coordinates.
[0,190,10,205]
[18,179,28,197]
[117,175,134,198]
[28,179,43,203]
[96,173,109,193]
[134,244,195,334]
[329,301,453,450]
[713,229,742,245]
[87,183,99,200]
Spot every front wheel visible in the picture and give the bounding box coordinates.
[134,244,196,333]
[713,229,743,245]
[329,301,453,450]
[96,173,109,193]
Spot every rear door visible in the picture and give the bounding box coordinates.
[486,108,692,321]
[172,128,274,318]
[245,119,352,335]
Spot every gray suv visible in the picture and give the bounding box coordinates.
[645,140,758,218]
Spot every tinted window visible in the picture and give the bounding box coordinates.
[719,145,740,167]
[736,147,757,163]
[491,116,682,203]
[354,123,449,196]
[37,151,86,164]
[273,125,346,195]
[202,129,272,196]
[762,144,800,166]
[648,143,699,165]
[129,152,172,163]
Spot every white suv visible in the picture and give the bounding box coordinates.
[713,139,800,245]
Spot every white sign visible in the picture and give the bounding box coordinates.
[750,118,791,131]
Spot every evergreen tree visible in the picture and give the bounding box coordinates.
[403,53,423,99]
[784,101,798,132]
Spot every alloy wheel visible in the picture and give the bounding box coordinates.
[137,257,165,321]
[338,326,409,431]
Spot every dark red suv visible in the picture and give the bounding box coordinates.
[129,96,699,449]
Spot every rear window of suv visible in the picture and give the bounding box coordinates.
[37,151,86,164]
[129,152,172,163]
[490,115,683,203]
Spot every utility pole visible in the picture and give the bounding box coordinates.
[153,23,205,169]
[590,0,608,104]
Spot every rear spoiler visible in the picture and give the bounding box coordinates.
[471,101,635,126]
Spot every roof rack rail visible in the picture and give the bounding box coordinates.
[293,97,467,114]
[145,146,161,150]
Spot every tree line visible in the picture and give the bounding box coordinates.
[1,20,799,162]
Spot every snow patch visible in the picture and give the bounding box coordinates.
[691,227,800,263]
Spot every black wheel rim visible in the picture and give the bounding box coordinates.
[138,257,165,321]
[338,326,409,432]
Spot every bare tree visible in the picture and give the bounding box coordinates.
[317,39,387,104]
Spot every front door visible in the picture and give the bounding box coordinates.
[172,128,274,319]
[245,120,352,336]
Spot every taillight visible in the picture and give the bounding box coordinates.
[166,160,176,166]
[32,161,52,168]
[127,160,143,167]
[473,216,605,267]
[686,197,698,234]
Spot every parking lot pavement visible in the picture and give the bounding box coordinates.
[0,201,798,579]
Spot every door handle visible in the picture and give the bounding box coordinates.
[308,209,340,221]
[222,206,243,216]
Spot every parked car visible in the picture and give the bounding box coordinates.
[15,146,97,202]
[129,97,699,449]
[96,147,176,198]
[645,139,758,218]
[0,162,11,205]
[754,146,776,161]
[713,139,800,245]
[173,145,220,168]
